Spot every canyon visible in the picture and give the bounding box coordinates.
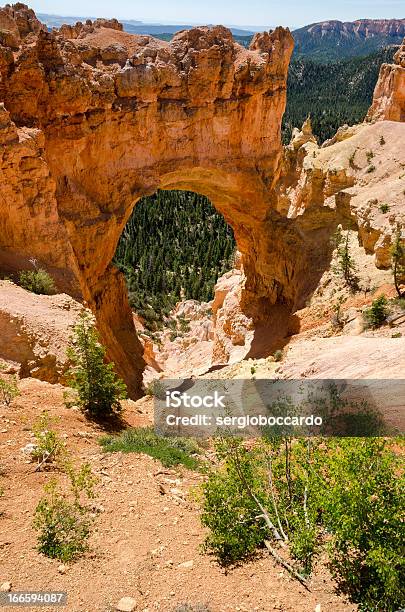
[0,4,404,397]
[0,6,404,611]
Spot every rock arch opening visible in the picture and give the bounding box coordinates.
[113,189,239,380]
[114,190,236,332]
[114,189,236,331]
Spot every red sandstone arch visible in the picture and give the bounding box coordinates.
[0,6,322,397]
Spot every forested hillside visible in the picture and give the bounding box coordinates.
[293,19,404,62]
[282,46,397,143]
[114,191,235,329]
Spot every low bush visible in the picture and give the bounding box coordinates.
[322,438,404,612]
[201,437,320,572]
[0,365,19,406]
[362,295,389,329]
[99,427,201,469]
[18,268,56,295]
[200,437,404,611]
[33,462,97,562]
[31,411,66,470]
[393,297,405,310]
[379,203,390,214]
[144,379,166,398]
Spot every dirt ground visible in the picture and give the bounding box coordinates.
[0,379,357,612]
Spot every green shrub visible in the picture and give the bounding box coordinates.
[99,427,201,470]
[200,441,268,565]
[201,438,319,572]
[331,295,346,329]
[322,439,404,612]
[33,462,97,562]
[363,295,389,329]
[18,269,56,295]
[31,412,66,469]
[66,311,127,417]
[178,316,191,334]
[200,437,404,610]
[273,350,283,362]
[393,297,405,310]
[144,379,166,398]
[0,365,19,406]
[379,203,390,214]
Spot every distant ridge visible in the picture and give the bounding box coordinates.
[37,13,255,37]
[293,18,405,61]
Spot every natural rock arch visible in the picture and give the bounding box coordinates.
[0,6,328,396]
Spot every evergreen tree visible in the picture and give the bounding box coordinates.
[391,227,405,298]
[283,47,396,144]
[66,312,127,417]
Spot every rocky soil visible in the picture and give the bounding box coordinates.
[0,379,356,612]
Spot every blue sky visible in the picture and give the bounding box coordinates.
[29,0,405,28]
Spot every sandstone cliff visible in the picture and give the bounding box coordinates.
[0,280,82,381]
[367,38,405,121]
[299,19,405,39]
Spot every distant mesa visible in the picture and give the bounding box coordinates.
[37,12,256,37]
[293,18,405,61]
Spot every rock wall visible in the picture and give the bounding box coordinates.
[0,280,82,382]
[367,38,405,121]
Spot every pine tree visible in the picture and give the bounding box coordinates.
[391,227,405,298]
[335,229,358,288]
[66,312,127,417]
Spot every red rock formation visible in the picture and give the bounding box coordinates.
[0,6,403,397]
[0,5,303,396]
[367,38,405,122]
[0,2,44,48]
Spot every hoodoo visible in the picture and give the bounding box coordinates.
[367,38,405,121]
